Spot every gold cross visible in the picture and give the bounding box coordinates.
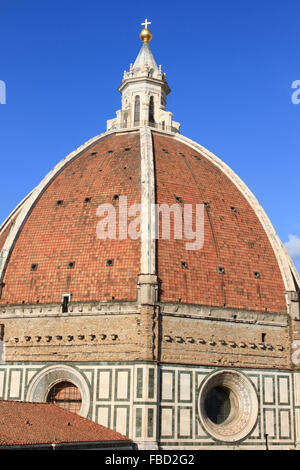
[141,18,151,29]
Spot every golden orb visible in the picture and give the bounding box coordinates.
[140,28,152,43]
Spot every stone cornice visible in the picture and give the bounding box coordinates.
[0,301,139,319]
[159,302,289,327]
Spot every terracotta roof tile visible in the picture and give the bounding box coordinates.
[0,400,131,446]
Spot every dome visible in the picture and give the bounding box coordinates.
[0,127,296,313]
[1,21,300,450]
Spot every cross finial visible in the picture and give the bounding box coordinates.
[141,18,151,29]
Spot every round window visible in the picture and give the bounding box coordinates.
[198,371,258,442]
[47,381,82,414]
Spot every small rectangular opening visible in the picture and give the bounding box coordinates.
[62,297,68,313]
[174,195,183,203]
[62,293,71,313]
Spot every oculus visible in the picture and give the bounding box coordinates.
[198,370,258,442]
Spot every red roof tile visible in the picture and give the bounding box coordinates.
[0,400,131,446]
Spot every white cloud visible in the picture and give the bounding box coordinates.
[284,234,300,261]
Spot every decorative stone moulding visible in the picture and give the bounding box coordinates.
[186,337,194,343]
[6,333,119,344]
[163,335,172,342]
[26,365,90,418]
[175,336,184,343]
[162,335,284,352]
[198,370,258,442]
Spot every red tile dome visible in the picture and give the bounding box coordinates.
[0,128,294,313]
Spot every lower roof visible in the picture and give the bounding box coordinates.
[0,400,131,446]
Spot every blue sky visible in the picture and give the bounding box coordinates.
[0,0,299,272]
